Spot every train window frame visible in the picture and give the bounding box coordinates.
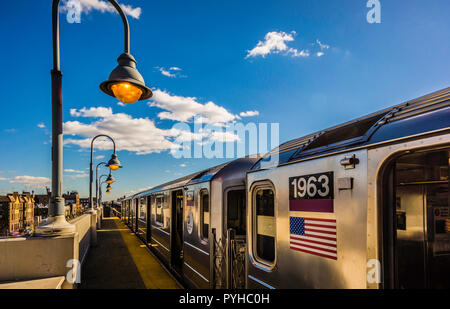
[155,195,164,226]
[250,180,277,271]
[224,186,247,236]
[199,189,210,241]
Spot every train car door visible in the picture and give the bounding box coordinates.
[225,187,247,288]
[382,147,450,288]
[171,189,184,274]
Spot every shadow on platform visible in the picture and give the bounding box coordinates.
[80,218,180,289]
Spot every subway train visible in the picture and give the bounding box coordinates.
[121,87,450,289]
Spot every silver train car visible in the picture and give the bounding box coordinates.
[122,157,259,288]
[122,87,450,289]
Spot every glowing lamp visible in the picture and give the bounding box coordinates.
[106,173,115,184]
[106,153,122,171]
[100,53,152,104]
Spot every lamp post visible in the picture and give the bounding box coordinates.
[97,173,114,209]
[99,179,111,208]
[90,135,122,213]
[35,0,152,236]
[95,162,109,209]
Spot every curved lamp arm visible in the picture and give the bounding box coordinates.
[95,161,107,208]
[52,0,130,71]
[89,134,117,209]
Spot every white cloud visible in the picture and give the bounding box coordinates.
[316,39,330,50]
[159,68,175,78]
[246,31,331,59]
[179,163,187,167]
[246,31,296,58]
[239,110,259,117]
[64,169,85,174]
[62,0,141,19]
[64,106,243,155]
[209,131,240,142]
[95,155,105,160]
[37,123,46,129]
[66,173,89,179]
[124,186,153,197]
[0,177,8,181]
[64,107,181,155]
[288,48,310,57]
[70,106,113,118]
[117,102,126,107]
[156,67,186,78]
[149,89,237,124]
[9,176,50,189]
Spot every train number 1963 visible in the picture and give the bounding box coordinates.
[289,172,334,200]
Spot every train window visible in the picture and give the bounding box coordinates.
[227,190,246,235]
[200,190,209,240]
[253,187,276,265]
[156,196,164,225]
[139,197,146,220]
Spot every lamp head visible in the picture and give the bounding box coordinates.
[106,185,112,191]
[106,174,115,184]
[100,53,152,104]
[106,189,111,194]
[106,153,122,171]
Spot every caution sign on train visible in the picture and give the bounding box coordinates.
[289,172,334,213]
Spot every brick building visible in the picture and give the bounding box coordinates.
[0,193,24,236]
[21,192,35,232]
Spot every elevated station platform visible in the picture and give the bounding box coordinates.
[80,218,181,289]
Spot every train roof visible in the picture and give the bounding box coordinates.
[127,157,258,199]
[252,87,450,170]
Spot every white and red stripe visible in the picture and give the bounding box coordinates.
[289,217,337,260]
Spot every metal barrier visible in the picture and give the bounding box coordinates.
[110,207,122,219]
[226,228,246,289]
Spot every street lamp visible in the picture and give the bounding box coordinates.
[106,173,115,184]
[90,134,120,212]
[106,153,122,171]
[95,162,114,209]
[35,0,150,236]
[99,180,111,207]
[100,53,152,104]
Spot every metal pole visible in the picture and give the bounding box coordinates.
[95,162,107,209]
[89,135,116,212]
[35,0,130,236]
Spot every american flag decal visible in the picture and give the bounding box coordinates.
[289,217,337,260]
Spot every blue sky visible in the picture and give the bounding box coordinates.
[0,0,449,200]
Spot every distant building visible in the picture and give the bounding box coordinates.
[0,193,24,237]
[21,192,35,232]
[63,191,81,218]
[34,191,50,223]
[79,197,96,209]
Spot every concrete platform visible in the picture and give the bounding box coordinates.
[80,218,181,289]
[0,276,65,289]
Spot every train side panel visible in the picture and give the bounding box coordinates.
[182,182,211,288]
[150,191,171,264]
[246,149,369,288]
